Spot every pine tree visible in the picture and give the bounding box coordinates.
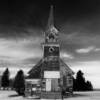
[1,68,10,89]
[86,81,93,91]
[76,70,86,91]
[73,77,77,91]
[13,70,25,95]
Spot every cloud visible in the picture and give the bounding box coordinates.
[0,37,43,69]
[0,37,42,58]
[94,48,100,52]
[76,46,95,53]
[60,52,74,59]
[76,46,100,54]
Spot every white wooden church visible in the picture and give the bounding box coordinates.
[25,6,74,99]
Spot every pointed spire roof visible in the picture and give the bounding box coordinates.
[45,5,59,43]
[46,5,58,33]
[47,5,54,28]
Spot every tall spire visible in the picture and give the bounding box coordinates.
[45,5,59,43]
[47,5,54,28]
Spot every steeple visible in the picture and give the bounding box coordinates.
[47,5,54,28]
[45,5,59,43]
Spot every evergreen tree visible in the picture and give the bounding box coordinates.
[73,77,77,91]
[1,68,10,89]
[76,70,86,91]
[9,78,14,90]
[13,70,25,95]
[86,81,93,91]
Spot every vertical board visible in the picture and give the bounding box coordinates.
[51,79,59,91]
[46,79,51,91]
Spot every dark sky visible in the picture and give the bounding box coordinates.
[0,0,100,30]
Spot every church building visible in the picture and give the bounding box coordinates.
[25,6,74,99]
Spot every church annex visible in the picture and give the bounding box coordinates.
[25,6,74,99]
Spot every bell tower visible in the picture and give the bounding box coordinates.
[43,5,60,59]
[41,6,61,95]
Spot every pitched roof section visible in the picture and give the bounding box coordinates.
[27,59,42,79]
[60,59,74,75]
[28,59,42,74]
[27,58,74,79]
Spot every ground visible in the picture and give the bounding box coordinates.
[0,90,100,100]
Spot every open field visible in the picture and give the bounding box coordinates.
[0,90,100,100]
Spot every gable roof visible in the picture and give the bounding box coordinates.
[27,58,74,79]
[60,59,74,75]
[26,59,42,79]
[28,59,42,74]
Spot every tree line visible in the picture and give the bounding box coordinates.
[0,68,93,96]
[1,68,25,95]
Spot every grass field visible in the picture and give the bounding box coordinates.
[0,90,100,100]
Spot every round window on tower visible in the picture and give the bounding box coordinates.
[49,47,54,53]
